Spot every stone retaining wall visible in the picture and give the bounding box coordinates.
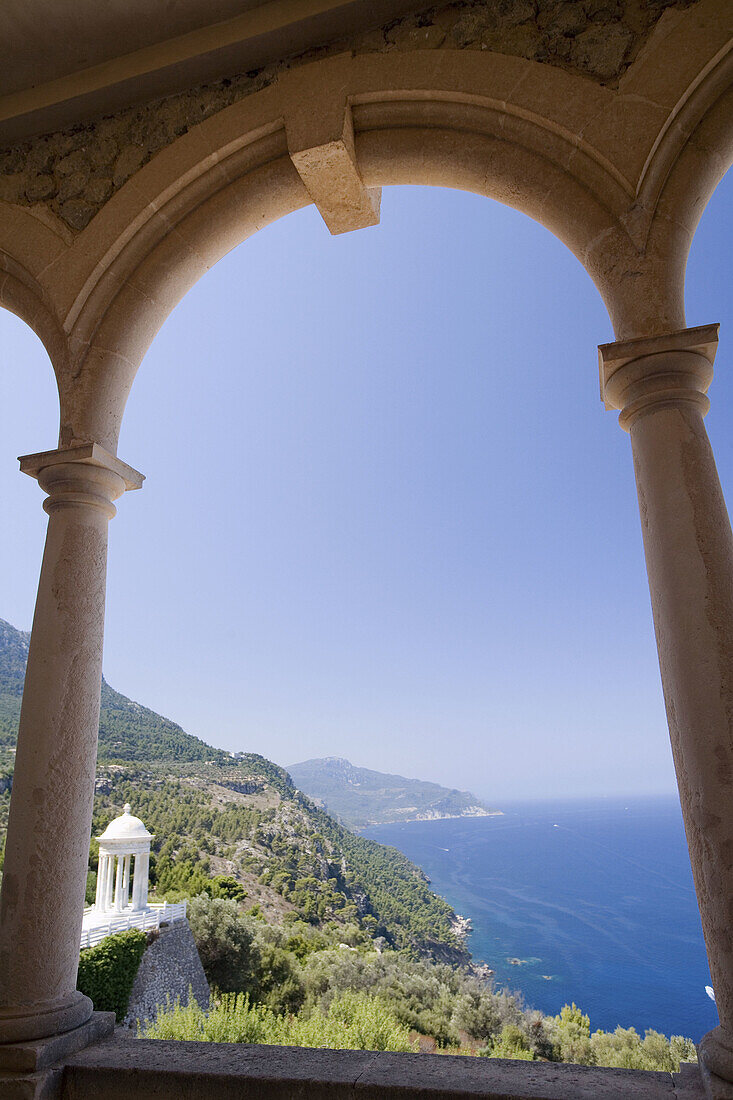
[124,920,209,1029]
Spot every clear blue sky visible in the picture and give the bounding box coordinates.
[2,174,732,801]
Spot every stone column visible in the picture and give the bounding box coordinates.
[106,856,115,911]
[135,851,150,911]
[131,855,141,911]
[94,855,107,910]
[131,852,146,911]
[113,856,124,912]
[103,855,112,911]
[600,324,733,1090]
[0,443,143,1045]
[122,855,131,907]
[100,855,109,911]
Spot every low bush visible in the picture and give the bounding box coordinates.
[142,990,415,1052]
[482,1023,535,1060]
[547,1003,698,1070]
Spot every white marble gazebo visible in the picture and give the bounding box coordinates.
[94,804,152,915]
[81,805,185,948]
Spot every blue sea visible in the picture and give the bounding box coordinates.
[364,797,719,1041]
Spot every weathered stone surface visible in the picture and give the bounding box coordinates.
[83,176,113,205]
[57,198,96,230]
[24,173,56,202]
[0,1013,115,1074]
[61,1037,704,1099]
[570,21,634,79]
[111,145,146,189]
[0,0,699,232]
[676,1062,708,1098]
[55,151,91,178]
[123,920,209,1029]
[56,171,88,202]
[0,1014,114,1098]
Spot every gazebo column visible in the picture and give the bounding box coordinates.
[104,855,114,910]
[113,856,124,912]
[132,851,150,911]
[94,855,106,910]
[0,444,143,1045]
[122,855,131,907]
[131,855,142,910]
[600,324,733,1093]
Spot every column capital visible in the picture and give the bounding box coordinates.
[598,323,719,432]
[18,442,144,520]
[19,442,143,489]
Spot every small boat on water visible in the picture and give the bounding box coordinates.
[706,986,716,1003]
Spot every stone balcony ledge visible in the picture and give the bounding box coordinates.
[60,1035,706,1100]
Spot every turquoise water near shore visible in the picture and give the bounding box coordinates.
[364,797,719,1041]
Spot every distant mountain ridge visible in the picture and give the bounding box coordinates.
[287,756,499,830]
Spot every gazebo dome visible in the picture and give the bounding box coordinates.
[97,804,153,843]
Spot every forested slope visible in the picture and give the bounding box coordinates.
[0,617,466,963]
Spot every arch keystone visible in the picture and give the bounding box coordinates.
[284,75,380,235]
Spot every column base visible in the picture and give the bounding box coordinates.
[699,1028,733,1099]
[0,1011,114,1100]
[0,992,93,1045]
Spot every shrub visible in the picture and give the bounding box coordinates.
[142,990,415,1052]
[255,942,305,1013]
[203,875,247,901]
[142,993,286,1043]
[451,987,501,1043]
[187,894,260,993]
[549,1003,593,1065]
[77,929,148,1021]
[590,1026,698,1071]
[483,1023,535,1061]
[305,991,416,1052]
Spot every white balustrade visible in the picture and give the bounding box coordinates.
[80,899,186,949]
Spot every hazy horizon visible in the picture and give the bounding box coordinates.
[2,174,731,802]
[1,609,683,803]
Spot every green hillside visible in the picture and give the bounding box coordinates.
[0,618,226,765]
[0,617,467,963]
[288,756,499,829]
[0,619,28,754]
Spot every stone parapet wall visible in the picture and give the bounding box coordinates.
[124,920,209,1029]
[63,1037,706,1099]
[0,0,698,231]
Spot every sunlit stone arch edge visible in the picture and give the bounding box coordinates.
[0,16,728,453]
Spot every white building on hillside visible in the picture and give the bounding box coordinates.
[81,805,186,948]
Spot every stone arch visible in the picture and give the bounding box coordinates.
[645,71,733,313]
[0,208,71,381]
[16,59,650,452]
[0,0,727,453]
